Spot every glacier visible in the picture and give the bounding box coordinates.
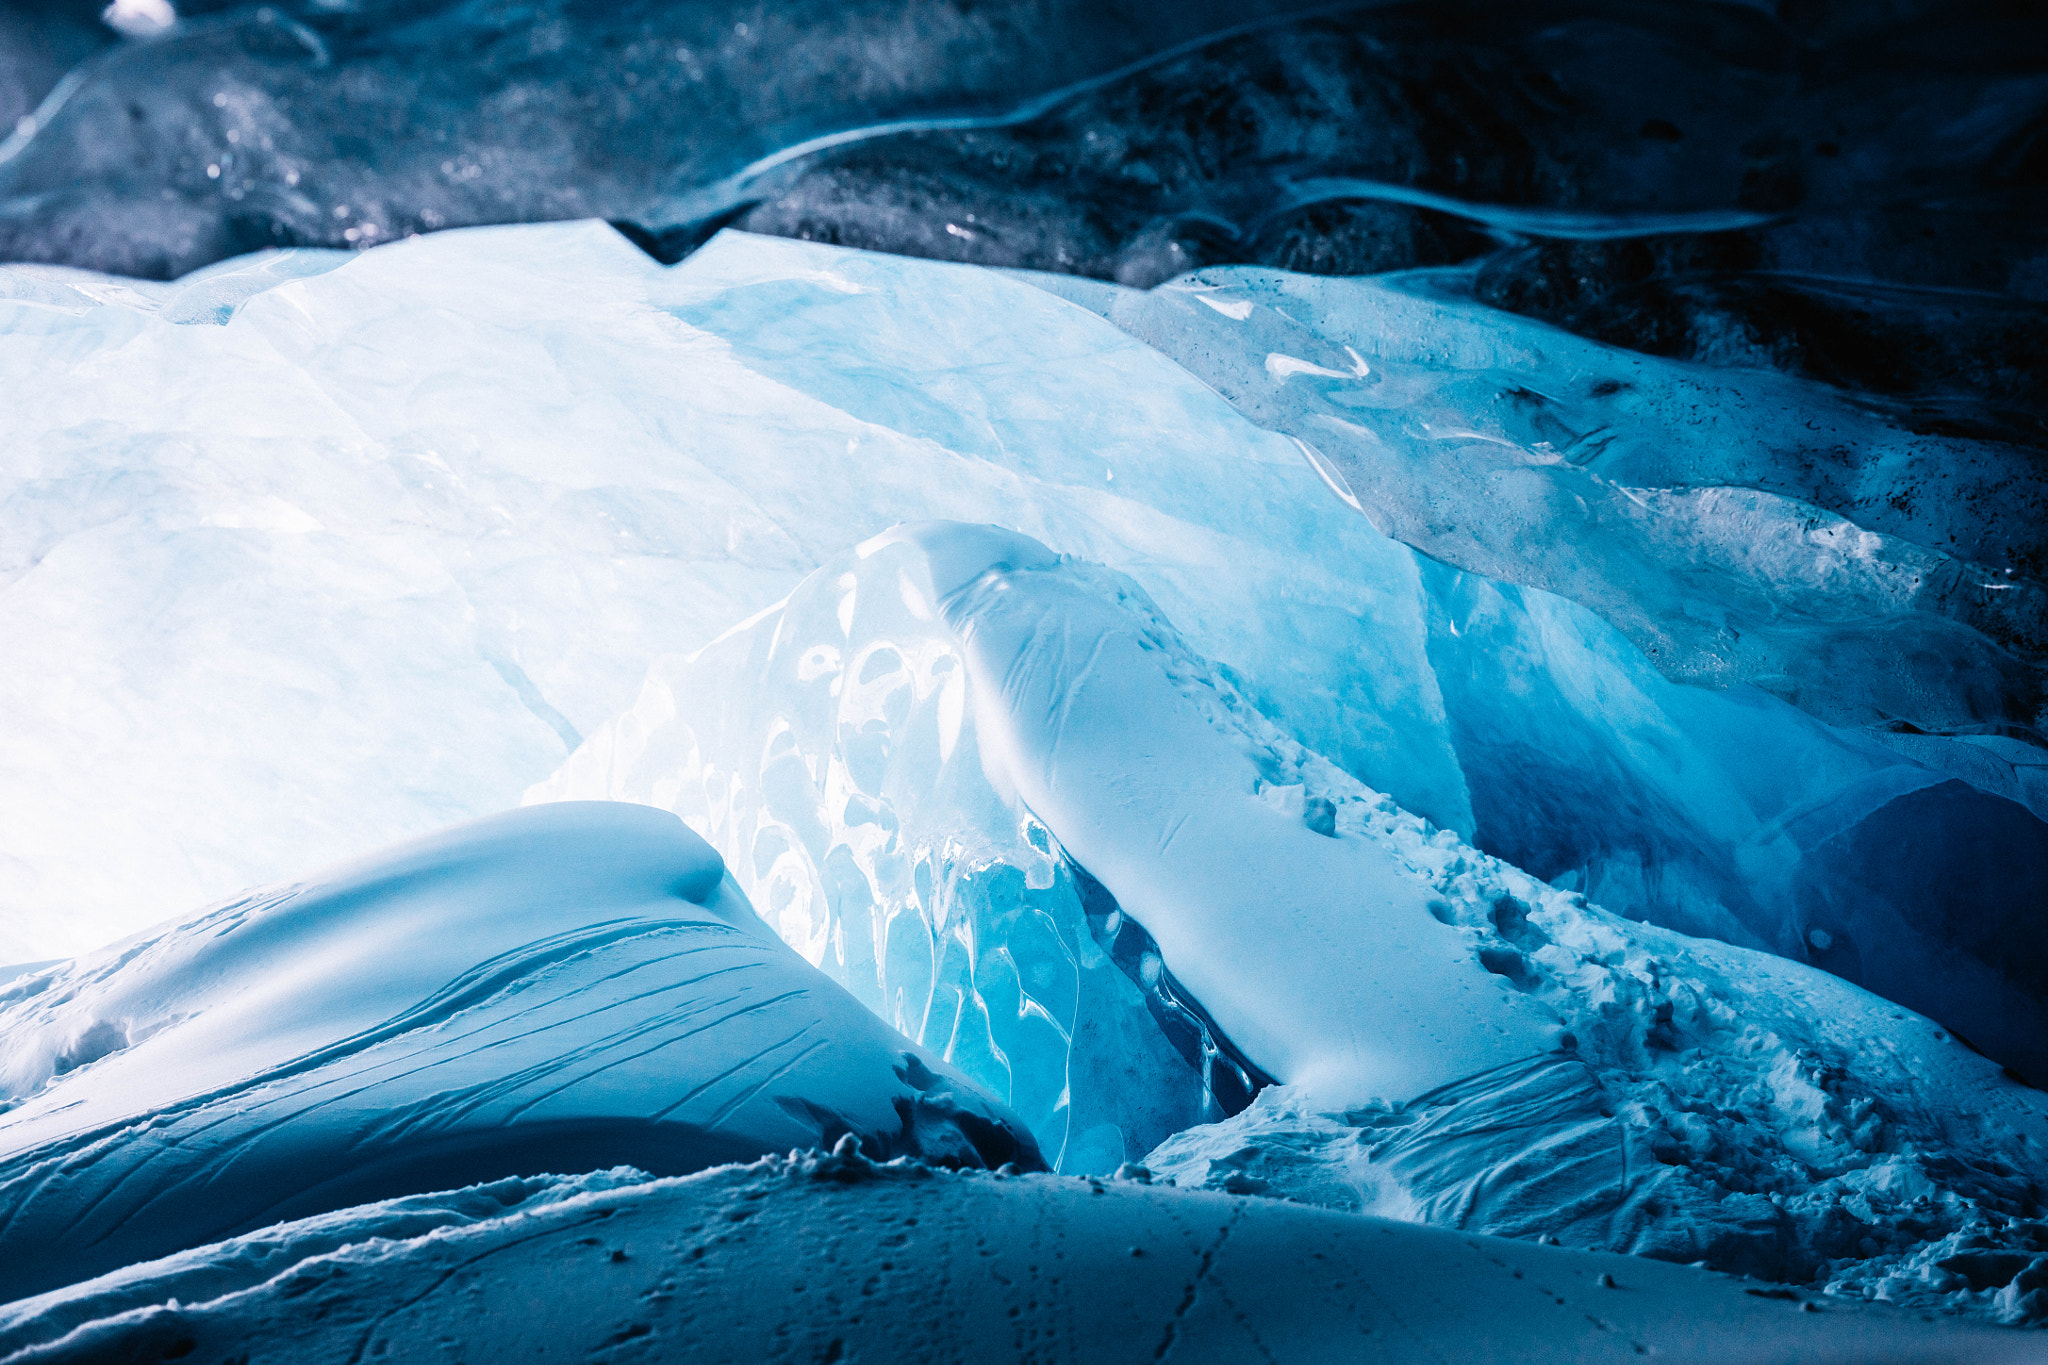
[1,1,2045,1354]
[0,801,1039,1301]
[6,220,2038,1085]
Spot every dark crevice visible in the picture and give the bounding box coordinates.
[1066,857,1274,1119]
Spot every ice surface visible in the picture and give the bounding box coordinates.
[4,221,2041,1084]
[4,1149,2040,1363]
[0,802,1039,1300]
[538,522,2048,1296]
[1050,266,2047,763]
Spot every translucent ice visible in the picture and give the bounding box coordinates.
[1042,266,2047,765]
[0,802,1039,1299]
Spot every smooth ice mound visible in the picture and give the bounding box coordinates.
[537,523,2048,1298]
[2,222,2043,1084]
[0,802,1039,1301]
[4,1152,2039,1365]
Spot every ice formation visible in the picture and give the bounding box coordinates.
[5,224,2042,1098]
[1051,268,2046,773]
[1,2,2044,1352]
[536,522,2048,1308]
[0,802,1039,1300]
[3,1149,2038,1365]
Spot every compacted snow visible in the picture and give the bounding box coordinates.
[0,1148,2038,1365]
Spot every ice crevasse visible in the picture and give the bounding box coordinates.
[2,221,2043,1092]
[535,521,2048,1304]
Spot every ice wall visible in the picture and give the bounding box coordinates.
[6,222,2041,1080]
[0,802,1040,1299]
[1042,267,2047,781]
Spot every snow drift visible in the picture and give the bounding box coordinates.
[3,1149,2038,1365]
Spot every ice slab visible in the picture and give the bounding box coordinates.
[0,802,1039,1300]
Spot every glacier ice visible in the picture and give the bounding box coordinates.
[5,1151,2042,1363]
[537,521,2048,1296]
[1047,266,2047,764]
[2,221,2043,1088]
[0,801,1039,1300]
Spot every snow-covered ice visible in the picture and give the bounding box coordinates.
[0,802,1038,1300]
[1,1148,2039,1364]
[3,222,2040,1096]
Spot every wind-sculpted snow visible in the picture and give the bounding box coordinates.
[537,523,2048,1303]
[0,802,1040,1301]
[5,1149,2043,1363]
[3,223,2043,1085]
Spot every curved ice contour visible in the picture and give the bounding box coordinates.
[539,522,2048,1290]
[0,802,1039,1300]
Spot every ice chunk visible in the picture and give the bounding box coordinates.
[535,526,1562,1113]
[0,802,1039,1300]
[529,527,1229,1169]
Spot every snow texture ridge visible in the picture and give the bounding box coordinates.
[540,522,2048,1313]
[0,802,1039,1300]
[1,1148,2039,1364]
